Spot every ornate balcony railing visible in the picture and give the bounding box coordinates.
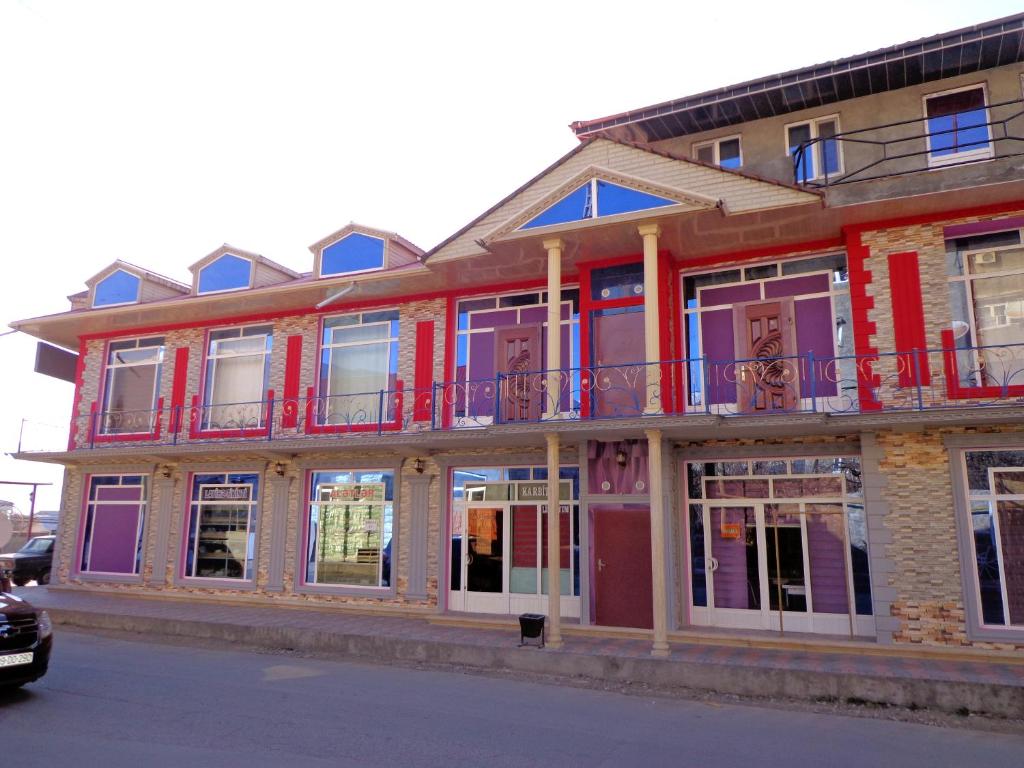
[23,341,1024,453]
[792,97,1024,187]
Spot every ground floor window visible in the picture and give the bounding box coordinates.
[305,470,394,588]
[449,466,580,615]
[962,449,1024,629]
[685,456,872,635]
[80,474,147,575]
[184,473,260,580]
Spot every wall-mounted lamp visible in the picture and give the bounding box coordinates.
[274,461,286,477]
[412,458,425,474]
[615,448,628,467]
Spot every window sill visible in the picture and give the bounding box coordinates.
[174,576,259,591]
[294,582,396,599]
[927,149,994,169]
[75,571,144,584]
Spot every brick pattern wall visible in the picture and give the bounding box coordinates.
[875,426,1024,651]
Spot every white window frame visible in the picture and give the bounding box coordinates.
[196,254,254,296]
[946,229,1024,386]
[784,114,843,182]
[80,474,148,576]
[92,268,141,308]
[187,481,259,581]
[922,83,994,169]
[318,311,400,426]
[201,325,273,429]
[692,135,743,169]
[100,337,165,435]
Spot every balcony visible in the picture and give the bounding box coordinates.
[791,97,1024,189]
[15,338,1024,457]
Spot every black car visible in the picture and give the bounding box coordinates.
[0,570,53,689]
[0,536,55,587]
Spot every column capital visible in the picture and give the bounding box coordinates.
[542,237,565,251]
[644,428,663,442]
[637,223,662,238]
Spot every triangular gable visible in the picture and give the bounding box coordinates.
[425,137,821,263]
[486,166,719,241]
[84,260,189,308]
[189,244,300,294]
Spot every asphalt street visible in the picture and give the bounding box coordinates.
[1,630,1022,767]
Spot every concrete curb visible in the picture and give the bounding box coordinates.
[50,608,1024,719]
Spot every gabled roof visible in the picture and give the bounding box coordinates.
[84,260,189,293]
[572,12,1024,142]
[188,244,301,279]
[424,136,821,263]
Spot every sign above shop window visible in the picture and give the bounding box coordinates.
[318,483,386,504]
[516,481,572,502]
[199,485,252,502]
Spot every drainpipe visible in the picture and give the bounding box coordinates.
[315,282,357,309]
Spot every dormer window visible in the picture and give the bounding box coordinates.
[519,179,676,231]
[320,233,386,277]
[93,269,141,307]
[197,254,253,294]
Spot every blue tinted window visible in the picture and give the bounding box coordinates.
[596,181,675,216]
[521,185,592,230]
[94,270,140,307]
[719,138,742,169]
[590,262,644,301]
[198,254,251,293]
[321,233,386,276]
[927,89,990,158]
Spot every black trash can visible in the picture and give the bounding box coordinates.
[518,613,546,648]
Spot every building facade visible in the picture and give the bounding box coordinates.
[13,15,1024,654]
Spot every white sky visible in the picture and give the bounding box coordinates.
[0,0,1019,511]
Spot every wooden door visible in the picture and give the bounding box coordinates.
[591,506,653,629]
[735,300,798,413]
[495,326,542,422]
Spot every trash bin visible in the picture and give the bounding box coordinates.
[518,613,546,648]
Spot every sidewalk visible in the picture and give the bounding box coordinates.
[21,586,1024,719]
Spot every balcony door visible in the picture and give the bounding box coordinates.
[495,326,542,422]
[591,307,647,417]
[735,299,798,413]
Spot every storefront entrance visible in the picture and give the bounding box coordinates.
[591,505,653,629]
[687,458,874,637]
[447,476,580,617]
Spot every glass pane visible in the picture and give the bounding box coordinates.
[997,499,1024,625]
[972,500,1006,625]
[194,503,250,579]
[325,342,389,424]
[521,184,592,229]
[788,124,813,182]
[103,365,158,433]
[817,120,840,175]
[765,505,806,612]
[510,505,538,594]
[695,144,715,164]
[847,504,872,615]
[541,503,572,596]
[969,246,1024,275]
[467,508,503,593]
[710,507,759,610]
[213,335,267,356]
[329,324,391,344]
[804,504,849,614]
[595,180,675,217]
[719,138,741,168]
[690,505,707,607]
[971,273,1024,386]
[590,262,645,301]
[322,232,385,275]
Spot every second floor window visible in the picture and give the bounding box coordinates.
[318,311,399,425]
[925,85,992,166]
[787,116,841,183]
[202,326,273,430]
[101,337,164,434]
[693,136,742,169]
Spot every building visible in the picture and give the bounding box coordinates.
[12,14,1024,655]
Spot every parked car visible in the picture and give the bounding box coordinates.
[0,536,54,586]
[0,568,53,689]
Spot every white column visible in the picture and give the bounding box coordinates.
[646,428,670,656]
[545,431,563,648]
[638,223,662,414]
[542,238,563,419]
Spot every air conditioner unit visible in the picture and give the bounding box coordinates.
[976,252,998,265]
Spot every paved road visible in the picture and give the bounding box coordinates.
[1,631,1021,767]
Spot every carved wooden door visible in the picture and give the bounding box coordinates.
[735,300,798,413]
[495,326,542,422]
